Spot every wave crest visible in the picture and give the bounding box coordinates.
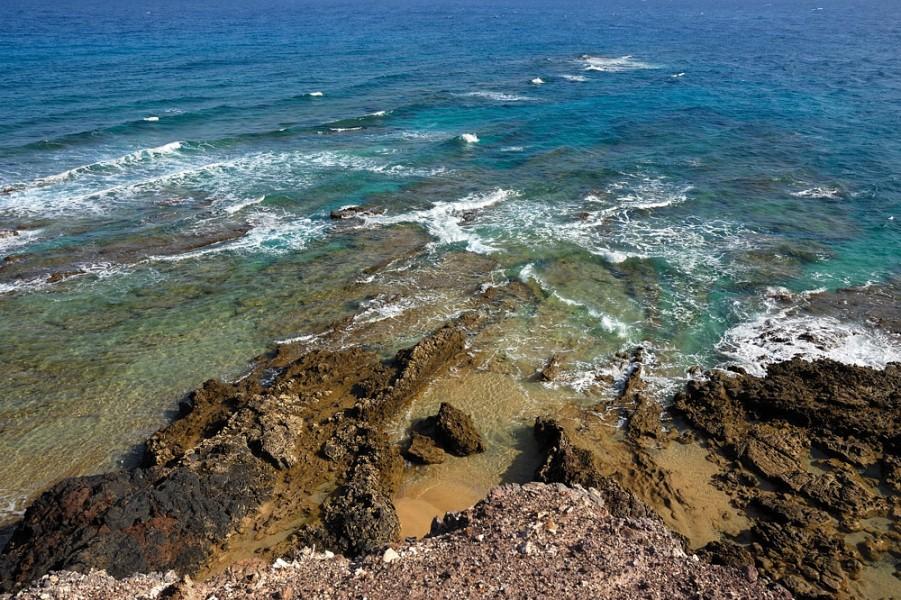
[580,55,655,73]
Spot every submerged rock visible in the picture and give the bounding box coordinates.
[329,205,383,220]
[45,269,84,283]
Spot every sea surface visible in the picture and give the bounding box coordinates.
[1,0,900,522]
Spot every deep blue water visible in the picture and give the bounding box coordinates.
[0,0,900,517]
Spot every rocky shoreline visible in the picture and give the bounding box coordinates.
[8,483,788,600]
[0,283,898,598]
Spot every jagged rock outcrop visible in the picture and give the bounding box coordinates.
[533,417,657,521]
[674,358,899,598]
[404,401,485,463]
[0,321,469,592]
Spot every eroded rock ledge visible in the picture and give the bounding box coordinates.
[676,358,900,599]
[8,483,789,600]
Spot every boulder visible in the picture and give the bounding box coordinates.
[434,403,485,456]
[404,433,446,464]
[535,354,562,382]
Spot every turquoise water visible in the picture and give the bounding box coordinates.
[1,0,900,519]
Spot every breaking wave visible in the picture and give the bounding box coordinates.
[579,55,655,72]
[364,189,516,254]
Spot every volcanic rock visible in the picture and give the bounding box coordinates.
[536,353,562,382]
[329,205,383,220]
[533,417,656,521]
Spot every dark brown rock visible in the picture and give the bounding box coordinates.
[749,493,858,599]
[321,431,401,556]
[46,269,84,283]
[10,483,791,600]
[626,394,663,446]
[329,205,383,220]
[404,433,446,465]
[0,452,271,592]
[536,354,562,382]
[0,320,470,593]
[673,358,900,599]
[697,540,755,569]
[433,403,485,457]
[883,454,901,493]
[533,417,657,521]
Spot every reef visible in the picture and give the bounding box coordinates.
[1,275,899,600]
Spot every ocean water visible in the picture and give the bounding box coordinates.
[1,0,900,520]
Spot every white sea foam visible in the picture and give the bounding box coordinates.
[719,310,901,377]
[0,276,50,296]
[329,127,363,132]
[562,74,588,82]
[459,133,480,144]
[396,130,450,141]
[143,116,160,122]
[25,142,184,188]
[0,228,41,255]
[530,77,545,85]
[365,189,515,254]
[275,330,329,346]
[607,175,692,211]
[461,91,534,102]
[2,146,443,219]
[671,72,686,78]
[369,110,388,117]
[791,187,841,199]
[352,293,434,326]
[0,490,26,521]
[303,151,448,177]
[150,211,325,262]
[479,173,751,325]
[308,91,324,97]
[580,55,655,73]
[221,195,265,215]
[519,263,631,337]
[76,261,126,279]
[589,247,643,264]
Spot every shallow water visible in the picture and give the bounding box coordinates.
[1,0,900,522]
